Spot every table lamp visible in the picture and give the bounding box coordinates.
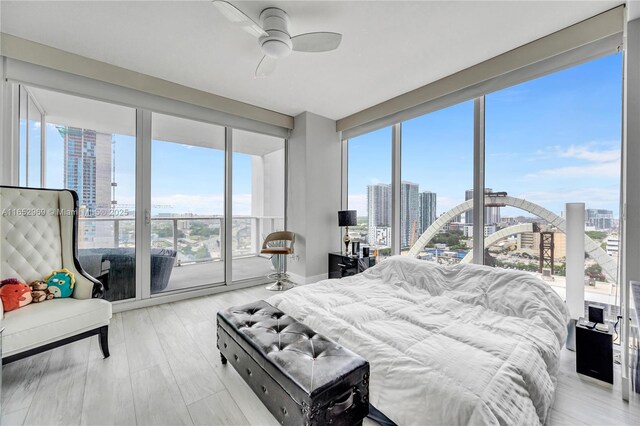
[338,210,357,255]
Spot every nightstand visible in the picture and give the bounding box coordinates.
[328,253,376,279]
[576,318,613,384]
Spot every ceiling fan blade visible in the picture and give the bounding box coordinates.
[291,32,342,52]
[212,1,268,38]
[255,55,277,78]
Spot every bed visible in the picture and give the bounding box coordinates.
[267,256,570,425]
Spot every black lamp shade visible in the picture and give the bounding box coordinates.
[338,210,357,227]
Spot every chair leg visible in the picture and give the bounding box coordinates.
[99,325,110,359]
[266,254,293,291]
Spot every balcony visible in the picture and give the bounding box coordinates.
[77,215,284,299]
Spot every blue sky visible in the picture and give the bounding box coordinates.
[35,53,622,220]
[44,129,258,216]
[348,53,623,219]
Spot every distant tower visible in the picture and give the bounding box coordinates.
[419,191,437,234]
[465,189,474,224]
[465,188,501,225]
[400,182,420,249]
[367,183,391,246]
[59,126,112,247]
[539,230,555,274]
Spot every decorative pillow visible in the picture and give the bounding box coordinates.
[45,268,76,298]
[0,278,33,311]
[30,280,55,303]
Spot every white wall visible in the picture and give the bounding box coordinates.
[629,0,640,21]
[287,112,342,283]
[251,148,285,218]
[264,149,285,217]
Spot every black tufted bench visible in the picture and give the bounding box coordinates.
[217,300,370,426]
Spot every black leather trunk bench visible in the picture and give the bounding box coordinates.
[217,300,369,426]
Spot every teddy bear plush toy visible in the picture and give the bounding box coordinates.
[0,278,33,311]
[29,280,55,303]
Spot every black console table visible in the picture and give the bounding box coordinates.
[328,253,376,279]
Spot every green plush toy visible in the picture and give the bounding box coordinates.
[45,268,75,298]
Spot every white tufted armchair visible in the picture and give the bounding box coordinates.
[0,186,112,364]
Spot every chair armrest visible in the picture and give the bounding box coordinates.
[67,259,105,300]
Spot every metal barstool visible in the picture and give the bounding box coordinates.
[261,231,295,291]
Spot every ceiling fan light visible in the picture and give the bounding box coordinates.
[261,39,291,59]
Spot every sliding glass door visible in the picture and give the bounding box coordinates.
[151,113,226,293]
[21,85,138,302]
[14,85,287,302]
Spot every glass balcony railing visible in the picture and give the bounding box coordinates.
[78,215,285,266]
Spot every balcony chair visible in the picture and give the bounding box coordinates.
[261,231,295,291]
[0,186,111,364]
[78,247,177,301]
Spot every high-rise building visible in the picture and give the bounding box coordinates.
[401,181,420,248]
[61,127,112,247]
[367,183,438,248]
[464,189,473,224]
[419,191,437,235]
[464,188,501,225]
[367,183,391,246]
[586,209,615,230]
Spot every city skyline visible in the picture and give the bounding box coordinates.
[348,54,622,221]
[31,54,623,230]
[367,181,438,248]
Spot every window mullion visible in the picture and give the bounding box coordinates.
[473,97,485,265]
[391,123,401,255]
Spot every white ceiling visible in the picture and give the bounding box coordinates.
[1,0,623,120]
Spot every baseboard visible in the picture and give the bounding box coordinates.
[288,272,327,286]
[111,279,270,313]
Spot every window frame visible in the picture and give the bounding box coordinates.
[10,83,288,307]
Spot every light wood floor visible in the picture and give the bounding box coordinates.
[2,284,639,426]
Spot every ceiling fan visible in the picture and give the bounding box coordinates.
[212,1,342,77]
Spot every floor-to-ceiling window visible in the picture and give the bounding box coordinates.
[15,84,287,302]
[347,127,392,259]
[484,53,623,320]
[344,54,624,324]
[401,102,474,261]
[151,113,226,293]
[231,129,285,282]
[29,86,138,302]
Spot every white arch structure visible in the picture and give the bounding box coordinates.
[408,195,617,282]
[460,223,534,264]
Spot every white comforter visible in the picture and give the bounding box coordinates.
[268,256,569,426]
